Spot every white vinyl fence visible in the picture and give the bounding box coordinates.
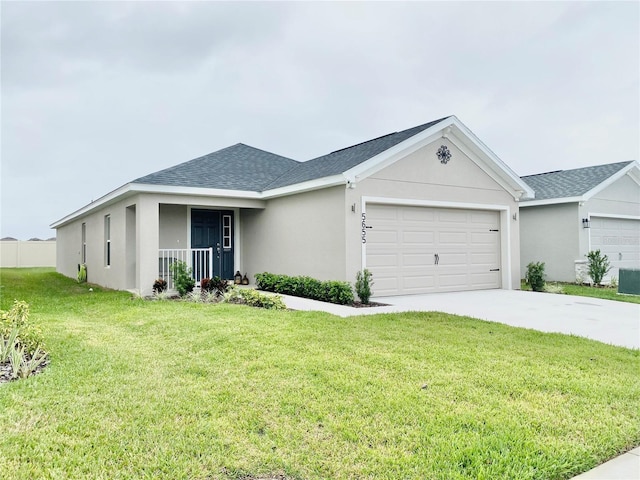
[0,240,56,268]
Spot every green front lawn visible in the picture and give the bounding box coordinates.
[521,280,640,304]
[1,269,639,479]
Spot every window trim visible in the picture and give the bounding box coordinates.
[104,215,111,267]
[222,214,232,249]
[81,222,87,264]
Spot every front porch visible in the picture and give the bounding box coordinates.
[130,196,265,296]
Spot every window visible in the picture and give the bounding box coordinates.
[81,223,87,264]
[104,215,111,266]
[223,215,232,249]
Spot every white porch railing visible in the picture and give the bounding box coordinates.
[158,248,213,290]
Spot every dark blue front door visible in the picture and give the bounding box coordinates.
[191,209,234,279]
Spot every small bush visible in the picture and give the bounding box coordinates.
[1,300,45,355]
[223,286,286,310]
[201,276,229,297]
[153,278,167,293]
[0,300,48,381]
[77,263,87,283]
[525,262,546,292]
[255,272,354,305]
[355,269,374,304]
[170,260,195,297]
[586,249,611,286]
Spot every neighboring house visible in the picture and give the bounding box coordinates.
[51,116,534,297]
[519,161,640,283]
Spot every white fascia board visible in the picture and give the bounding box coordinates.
[50,184,136,229]
[581,161,640,201]
[50,183,262,229]
[588,212,640,221]
[131,183,261,199]
[261,174,347,199]
[519,196,583,207]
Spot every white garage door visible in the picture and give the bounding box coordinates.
[590,217,640,281]
[365,204,501,296]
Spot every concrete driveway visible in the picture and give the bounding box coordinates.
[281,289,639,349]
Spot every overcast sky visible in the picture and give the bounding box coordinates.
[1,1,638,240]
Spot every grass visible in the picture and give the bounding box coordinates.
[1,268,639,479]
[521,280,640,304]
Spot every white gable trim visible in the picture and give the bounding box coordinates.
[519,196,583,208]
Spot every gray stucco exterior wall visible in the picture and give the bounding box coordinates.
[519,203,580,282]
[241,186,347,281]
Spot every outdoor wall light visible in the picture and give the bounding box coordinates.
[582,218,591,229]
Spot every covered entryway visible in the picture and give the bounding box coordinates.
[365,204,501,295]
[590,216,640,280]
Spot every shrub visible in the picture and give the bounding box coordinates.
[170,260,195,297]
[1,301,48,381]
[223,286,286,310]
[77,263,87,283]
[1,300,45,355]
[525,262,546,292]
[255,272,354,305]
[355,269,373,304]
[201,276,229,296]
[586,249,611,286]
[153,278,167,293]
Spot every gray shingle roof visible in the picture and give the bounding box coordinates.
[263,117,450,190]
[132,143,299,191]
[132,117,450,192]
[521,161,633,201]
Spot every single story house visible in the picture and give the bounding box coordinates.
[519,161,640,283]
[52,116,534,297]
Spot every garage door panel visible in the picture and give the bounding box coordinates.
[366,204,501,295]
[367,253,398,267]
[401,207,436,223]
[470,252,500,265]
[470,271,501,287]
[402,254,435,266]
[438,231,468,244]
[403,231,435,244]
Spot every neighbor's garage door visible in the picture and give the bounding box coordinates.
[365,204,501,296]
[590,216,640,280]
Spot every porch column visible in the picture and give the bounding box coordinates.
[136,196,160,296]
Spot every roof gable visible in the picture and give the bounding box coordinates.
[521,161,639,205]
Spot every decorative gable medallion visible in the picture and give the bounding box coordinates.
[437,145,452,164]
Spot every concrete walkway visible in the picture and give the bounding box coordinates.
[282,289,640,349]
[280,289,640,479]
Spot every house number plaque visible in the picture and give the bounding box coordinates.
[361,213,372,243]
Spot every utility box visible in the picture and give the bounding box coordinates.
[618,269,640,295]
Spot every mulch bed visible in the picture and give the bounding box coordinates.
[351,301,389,308]
[0,357,49,385]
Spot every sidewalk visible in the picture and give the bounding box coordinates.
[571,447,639,479]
